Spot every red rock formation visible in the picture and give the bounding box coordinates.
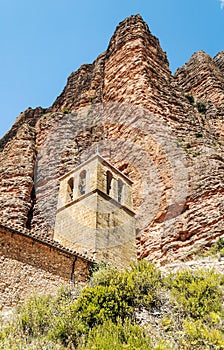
[0,14,223,264]
[0,123,36,227]
[174,50,224,140]
[214,51,224,74]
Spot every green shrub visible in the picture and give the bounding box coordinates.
[91,261,162,311]
[192,151,201,157]
[0,263,162,348]
[89,96,95,103]
[196,101,206,114]
[216,236,224,252]
[47,302,85,347]
[78,319,154,350]
[11,288,81,348]
[62,108,71,114]
[181,319,224,349]
[1,263,224,349]
[19,294,54,337]
[205,236,224,257]
[75,284,132,327]
[166,269,224,320]
[185,94,194,104]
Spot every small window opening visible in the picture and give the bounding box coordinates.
[78,170,86,196]
[106,171,113,196]
[68,178,74,201]
[118,179,123,204]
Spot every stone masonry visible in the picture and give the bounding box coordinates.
[0,224,93,308]
[54,154,136,267]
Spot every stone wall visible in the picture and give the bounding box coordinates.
[96,196,136,267]
[54,154,136,266]
[55,193,98,253]
[0,224,92,309]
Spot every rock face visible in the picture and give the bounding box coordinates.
[174,50,224,141]
[0,14,223,264]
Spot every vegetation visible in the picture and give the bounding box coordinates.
[89,95,95,103]
[195,132,203,138]
[203,236,224,259]
[185,94,194,104]
[192,151,201,157]
[0,261,224,349]
[184,93,207,115]
[62,108,71,114]
[196,101,207,114]
[216,237,224,255]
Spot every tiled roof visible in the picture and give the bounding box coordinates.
[0,221,95,263]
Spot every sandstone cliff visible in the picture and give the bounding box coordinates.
[0,14,223,264]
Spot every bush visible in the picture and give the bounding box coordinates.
[91,261,162,311]
[62,108,70,114]
[181,319,224,349]
[1,263,224,349]
[185,94,194,104]
[216,236,224,252]
[196,101,206,114]
[204,236,224,258]
[47,302,85,347]
[192,151,201,157]
[19,294,54,337]
[79,319,154,350]
[75,261,162,328]
[6,288,81,348]
[195,132,203,138]
[166,269,224,320]
[75,284,132,327]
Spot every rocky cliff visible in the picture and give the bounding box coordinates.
[0,14,223,264]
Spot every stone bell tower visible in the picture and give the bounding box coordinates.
[54,153,136,266]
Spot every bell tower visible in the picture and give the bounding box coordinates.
[54,153,136,266]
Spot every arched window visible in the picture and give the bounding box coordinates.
[78,170,86,196]
[106,171,113,196]
[68,177,74,201]
[118,179,123,204]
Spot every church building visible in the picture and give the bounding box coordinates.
[54,153,136,267]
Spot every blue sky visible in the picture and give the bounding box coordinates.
[0,0,223,138]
